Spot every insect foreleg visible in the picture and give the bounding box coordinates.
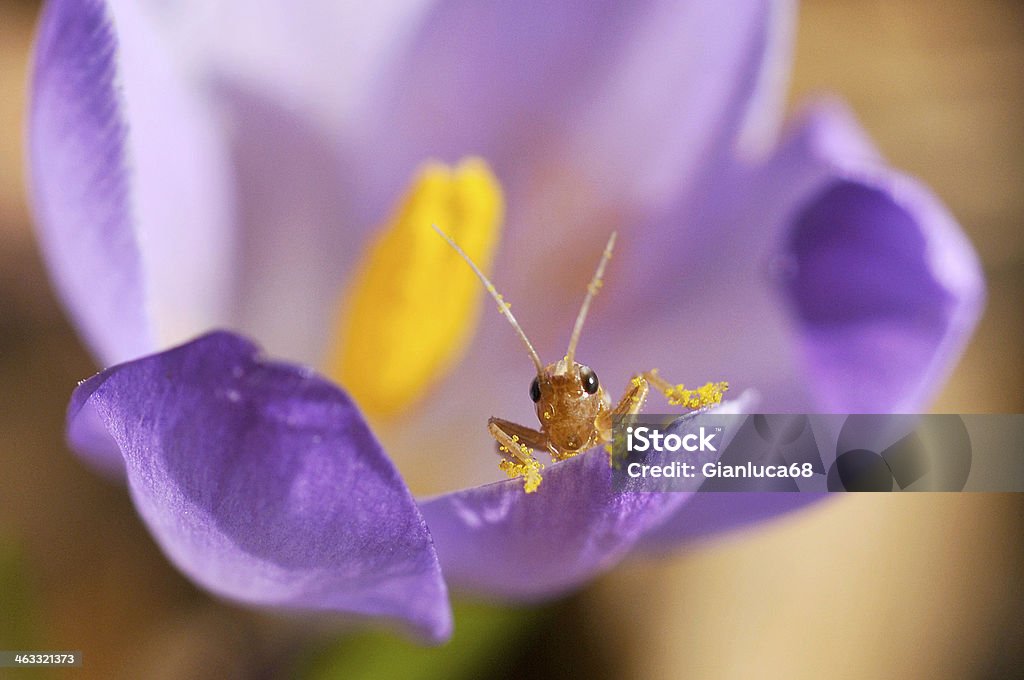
[612,374,651,417]
[488,418,548,493]
[598,370,729,442]
[594,373,651,444]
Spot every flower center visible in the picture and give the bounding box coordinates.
[328,158,504,418]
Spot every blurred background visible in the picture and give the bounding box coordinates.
[1,1,1021,678]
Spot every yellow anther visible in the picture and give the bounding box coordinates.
[328,158,504,417]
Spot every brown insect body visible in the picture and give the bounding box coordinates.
[533,358,612,457]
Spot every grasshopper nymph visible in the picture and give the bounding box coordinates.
[432,225,728,493]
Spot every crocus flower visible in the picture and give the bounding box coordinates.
[29,0,983,642]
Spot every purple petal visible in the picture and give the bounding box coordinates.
[29,0,150,363]
[29,0,235,366]
[124,1,794,369]
[89,2,792,368]
[419,449,688,599]
[629,101,983,550]
[217,89,356,364]
[335,1,796,353]
[138,0,435,364]
[590,100,982,413]
[135,0,432,133]
[782,176,984,412]
[354,0,792,206]
[67,332,451,641]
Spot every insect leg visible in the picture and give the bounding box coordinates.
[597,370,728,442]
[487,417,548,493]
[594,374,650,447]
[612,374,651,417]
[642,369,729,410]
[488,417,549,451]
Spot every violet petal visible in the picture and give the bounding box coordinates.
[29,0,235,365]
[29,0,151,364]
[637,102,983,550]
[782,175,984,412]
[353,1,797,306]
[592,101,982,415]
[419,448,688,599]
[68,331,451,641]
[354,0,793,211]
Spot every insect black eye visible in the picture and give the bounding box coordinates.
[529,377,542,403]
[580,366,599,394]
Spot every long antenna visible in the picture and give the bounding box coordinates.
[566,231,616,365]
[431,224,544,374]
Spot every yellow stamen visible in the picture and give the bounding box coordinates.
[328,158,504,417]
